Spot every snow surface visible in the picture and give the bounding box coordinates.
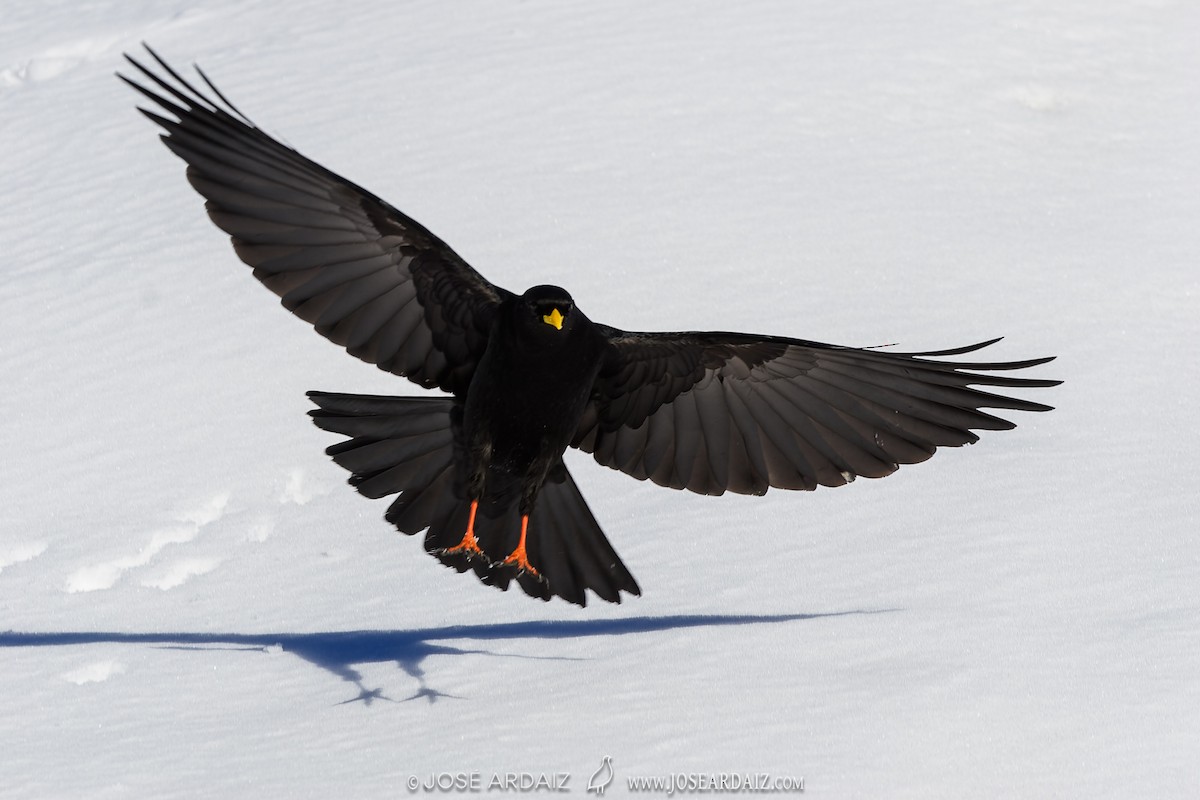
[2,1,1198,797]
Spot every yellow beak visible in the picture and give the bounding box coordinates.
[542,308,564,330]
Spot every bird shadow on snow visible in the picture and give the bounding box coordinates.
[1,611,889,706]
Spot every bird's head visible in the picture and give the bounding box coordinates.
[518,285,576,338]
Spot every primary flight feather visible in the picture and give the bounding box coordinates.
[121,46,1060,606]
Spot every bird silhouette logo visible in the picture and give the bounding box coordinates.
[587,755,614,795]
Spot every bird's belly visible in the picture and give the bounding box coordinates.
[475,379,573,470]
[465,356,591,473]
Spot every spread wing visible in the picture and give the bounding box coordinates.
[120,46,510,395]
[573,331,1060,495]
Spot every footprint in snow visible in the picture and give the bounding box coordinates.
[0,541,48,575]
[279,467,329,506]
[63,492,230,593]
[0,35,119,87]
[62,660,126,685]
[141,557,222,591]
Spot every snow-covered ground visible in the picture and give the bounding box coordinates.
[2,1,1197,797]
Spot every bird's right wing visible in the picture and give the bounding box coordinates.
[120,46,510,396]
[573,330,1060,496]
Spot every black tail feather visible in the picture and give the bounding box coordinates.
[307,391,639,606]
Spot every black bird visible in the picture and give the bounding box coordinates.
[120,47,1060,606]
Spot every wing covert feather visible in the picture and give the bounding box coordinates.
[122,46,510,395]
[576,330,1059,496]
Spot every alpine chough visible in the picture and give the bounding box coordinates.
[121,47,1060,606]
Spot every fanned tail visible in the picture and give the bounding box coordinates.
[307,391,639,606]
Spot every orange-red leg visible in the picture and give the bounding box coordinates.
[443,500,485,557]
[502,515,539,577]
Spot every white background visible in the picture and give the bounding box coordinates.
[1,1,1196,797]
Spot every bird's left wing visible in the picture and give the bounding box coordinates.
[120,46,511,395]
[573,330,1060,495]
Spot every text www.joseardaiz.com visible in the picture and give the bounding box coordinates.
[626,772,804,795]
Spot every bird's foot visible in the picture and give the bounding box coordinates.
[438,500,486,559]
[500,514,540,578]
[501,548,539,577]
[438,537,485,560]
